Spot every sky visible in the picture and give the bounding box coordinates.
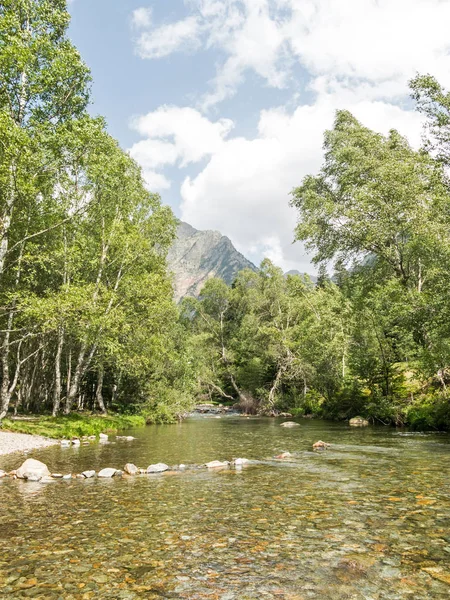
[67,0,450,273]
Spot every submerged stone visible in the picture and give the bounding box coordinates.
[280,421,300,428]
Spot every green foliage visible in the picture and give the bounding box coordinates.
[0,0,194,423]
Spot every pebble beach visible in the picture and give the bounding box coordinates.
[0,431,58,456]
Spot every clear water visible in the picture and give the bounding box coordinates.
[1,417,449,599]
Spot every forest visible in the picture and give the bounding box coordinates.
[2,0,450,431]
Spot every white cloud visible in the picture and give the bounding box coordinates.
[185,97,424,272]
[128,106,234,190]
[132,0,450,108]
[128,0,448,270]
[131,7,153,29]
[133,14,202,59]
[130,97,423,270]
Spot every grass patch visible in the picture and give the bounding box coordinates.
[2,413,146,439]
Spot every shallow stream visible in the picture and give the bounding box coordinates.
[0,417,449,599]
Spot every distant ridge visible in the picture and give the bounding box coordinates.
[167,221,257,302]
[285,269,318,283]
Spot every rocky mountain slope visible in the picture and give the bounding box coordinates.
[167,221,257,302]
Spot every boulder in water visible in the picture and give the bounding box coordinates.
[205,460,230,469]
[124,463,139,475]
[16,459,50,480]
[349,416,369,427]
[147,463,169,473]
[98,468,116,478]
[313,440,330,450]
[82,470,96,478]
[280,421,300,428]
[275,452,292,459]
[233,458,250,466]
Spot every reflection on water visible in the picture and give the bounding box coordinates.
[0,417,449,599]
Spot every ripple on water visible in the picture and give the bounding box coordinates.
[0,417,449,599]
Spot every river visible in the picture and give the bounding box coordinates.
[0,417,449,599]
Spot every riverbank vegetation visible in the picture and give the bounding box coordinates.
[0,0,194,424]
[183,77,450,431]
[2,2,450,431]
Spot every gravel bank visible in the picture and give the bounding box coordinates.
[0,431,58,456]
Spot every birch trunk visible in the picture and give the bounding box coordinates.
[52,327,65,416]
[95,364,107,414]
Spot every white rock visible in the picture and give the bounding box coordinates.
[124,463,139,475]
[25,474,42,482]
[114,470,123,477]
[71,438,81,446]
[60,440,71,447]
[39,476,56,483]
[117,436,136,441]
[234,458,250,466]
[280,421,300,428]
[16,458,50,480]
[0,470,6,478]
[88,435,96,440]
[179,464,186,470]
[62,474,72,480]
[99,433,108,441]
[147,463,169,473]
[98,468,116,478]
[51,473,63,479]
[82,470,96,479]
[205,460,230,469]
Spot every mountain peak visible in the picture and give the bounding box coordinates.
[167,221,257,302]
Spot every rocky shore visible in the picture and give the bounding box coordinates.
[0,431,58,456]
